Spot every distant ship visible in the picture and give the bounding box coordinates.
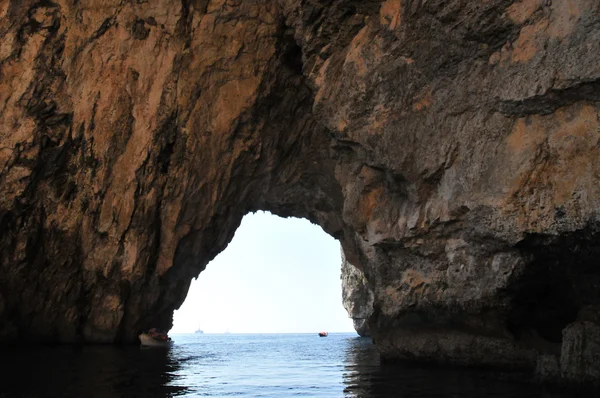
[194,328,204,334]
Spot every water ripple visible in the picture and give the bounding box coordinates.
[0,334,579,397]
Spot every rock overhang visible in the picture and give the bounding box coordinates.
[1,0,600,386]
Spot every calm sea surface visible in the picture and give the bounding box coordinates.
[0,333,580,397]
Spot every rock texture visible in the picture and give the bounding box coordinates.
[536,320,600,387]
[1,0,600,385]
[341,250,374,337]
[560,321,600,384]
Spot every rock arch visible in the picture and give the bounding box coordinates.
[1,0,600,384]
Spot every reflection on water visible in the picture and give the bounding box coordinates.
[0,345,188,397]
[0,334,583,398]
[343,337,567,398]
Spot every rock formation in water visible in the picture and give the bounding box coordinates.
[1,0,600,385]
[341,251,374,337]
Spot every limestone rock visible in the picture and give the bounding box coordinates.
[341,250,374,337]
[535,354,561,382]
[1,0,600,386]
[561,322,600,384]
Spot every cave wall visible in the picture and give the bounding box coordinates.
[1,0,600,383]
[0,0,349,343]
[341,250,374,337]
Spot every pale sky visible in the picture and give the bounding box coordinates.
[171,211,356,334]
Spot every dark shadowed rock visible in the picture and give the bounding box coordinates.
[536,354,561,382]
[561,322,600,384]
[1,0,600,386]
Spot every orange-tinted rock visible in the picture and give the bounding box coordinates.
[1,0,600,385]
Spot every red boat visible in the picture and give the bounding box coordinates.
[318,332,328,337]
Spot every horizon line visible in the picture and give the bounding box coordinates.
[170,331,359,335]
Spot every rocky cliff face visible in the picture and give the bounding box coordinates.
[1,0,600,385]
[341,250,374,337]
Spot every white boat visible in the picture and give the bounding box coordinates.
[139,333,173,347]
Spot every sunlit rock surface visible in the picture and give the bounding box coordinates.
[1,0,600,385]
[341,251,374,337]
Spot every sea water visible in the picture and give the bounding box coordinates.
[0,333,575,397]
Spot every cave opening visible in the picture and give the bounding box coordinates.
[507,226,600,349]
[170,211,355,334]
